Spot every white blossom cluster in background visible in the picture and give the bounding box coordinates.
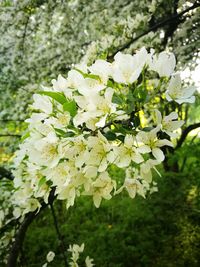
[12,47,196,217]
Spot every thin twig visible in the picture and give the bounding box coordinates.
[0,134,21,137]
[176,122,200,149]
[50,202,68,267]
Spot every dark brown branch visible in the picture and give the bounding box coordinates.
[7,188,56,267]
[0,134,21,137]
[162,0,180,47]
[176,122,200,149]
[110,1,200,57]
[50,203,68,267]
[7,213,36,267]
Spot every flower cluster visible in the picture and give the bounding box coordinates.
[12,47,195,216]
[68,243,94,267]
[42,244,94,267]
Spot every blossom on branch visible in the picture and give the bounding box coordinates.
[12,47,195,215]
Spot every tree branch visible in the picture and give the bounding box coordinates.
[110,1,200,57]
[50,203,68,267]
[162,0,180,47]
[6,188,56,267]
[176,122,200,149]
[0,134,21,137]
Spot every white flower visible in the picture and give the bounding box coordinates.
[57,182,76,209]
[67,68,105,97]
[62,136,89,168]
[89,59,112,84]
[46,251,55,262]
[52,74,68,93]
[68,243,85,254]
[44,112,71,129]
[26,113,48,125]
[149,50,176,77]
[32,94,52,114]
[112,47,148,84]
[124,178,145,198]
[13,207,21,219]
[43,162,70,187]
[140,159,160,182]
[116,167,150,198]
[77,77,105,97]
[85,256,95,267]
[155,110,184,137]
[28,132,60,168]
[22,198,41,215]
[67,69,85,89]
[86,131,115,172]
[114,134,143,167]
[166,73,196,104]
[73,87,117,130]
[136,127,173,162]
[68,243,84,265]
[86,172,115,208]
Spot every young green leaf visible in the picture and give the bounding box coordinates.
[38,176,46,188]
[38,91,67,105]
[63,100,77,117]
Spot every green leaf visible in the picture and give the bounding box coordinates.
[63,131,76,137]
[99,52,108,60]
[38,177,46,188]
[104,131,117,141]
[75,68,101,81]
[107,80,114,88]
[55,128,76,137]
[38,91,67,105]
[117,135,125,142]
[21,132,30,141]
[112,93,124,105]
[133,85,148,102]
[54,128,66,136]
[142,127,153,132]
[63,100,77,117]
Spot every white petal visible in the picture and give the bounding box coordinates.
[176,96,195,104]
[165,92,173,102]
[165,112,178,121]
[93,194,102,208]
[137,145,151,154]
[156,139,173,147]
[152,148,165,162]
[95,115,107,128]
[132,153,144,164]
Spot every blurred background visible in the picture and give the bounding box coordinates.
[0,0,200,266]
